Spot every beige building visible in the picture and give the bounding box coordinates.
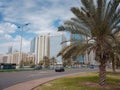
[35,34,50,64]
[0,52,35,65]
[33,33,66,65]
[26,54,35,62]
[0,54,3,63]
[0,55,8,63]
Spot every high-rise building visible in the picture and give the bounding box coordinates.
[71,33,95,65]
[30,37,36,53]
[31,32,66,64]
[71,34,84,41]
[71,33,85,63]
[49,33,66,64]
[7,46,12,54]
[35,33,50,64]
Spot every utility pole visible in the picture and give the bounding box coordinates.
[18,23,30,66]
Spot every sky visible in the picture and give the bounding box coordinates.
[0,0,81,54]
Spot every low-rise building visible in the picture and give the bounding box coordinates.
[0,52,35,66]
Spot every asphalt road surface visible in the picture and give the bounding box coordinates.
[0,68,98,90]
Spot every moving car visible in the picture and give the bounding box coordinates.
[55,66,65,72]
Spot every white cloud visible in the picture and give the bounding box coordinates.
[0,35,30,54]
[0,0,81,54]
[12,35,30,52]
[14,35,21,42]
[0,30,4,34]
[4,34,12,40]
[0,22,17,34]
[0,22,17,53]
[1,0,80,33]
[0,34,13,41]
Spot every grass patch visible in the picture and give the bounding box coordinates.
[0,68,34,72]
[33,72,120,90]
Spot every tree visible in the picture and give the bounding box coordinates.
[116,57,120,69]
[110,34,120,72]
[39,60,44,66]
[63,58,72,67]
[20,60,24,68]
[50,57,56,66]
[29,60,35,68]
[43,56,50,68]
[58,0,120,86]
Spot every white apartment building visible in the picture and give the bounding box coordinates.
[30,37,36,53]
[35,34,50,64]
[31,32,66,64]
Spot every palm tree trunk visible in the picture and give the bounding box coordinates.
[112,59,116,72]
[99,60,106,86]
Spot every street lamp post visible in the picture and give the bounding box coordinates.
[18,23,29,66]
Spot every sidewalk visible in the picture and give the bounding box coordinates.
[3,72,83,90]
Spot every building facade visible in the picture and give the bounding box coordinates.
[30,37,36,53]
[49,33,66,64]
[7,46,13,54]
[31,32,66,65]
[71,33,95,65]
[71,33,85,64]
[0,52,34,65]
[35,34,50,64]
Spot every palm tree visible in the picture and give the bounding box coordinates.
[50,57,56,65]
[110,33,120,72]
[50,57,56,68]
[43,56,50,68]
[58,0,120,86]
[64,58,73,67]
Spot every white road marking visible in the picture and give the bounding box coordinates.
[28,71,48,77]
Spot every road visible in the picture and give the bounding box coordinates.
[0,68,98,90]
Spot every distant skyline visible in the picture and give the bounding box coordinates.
[0,0,81,54]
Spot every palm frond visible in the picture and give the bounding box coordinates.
[64,20,91,36]
[105,0,120,21]
[58,26,65,31]
[57,40,88,59]
[112,26,120,35]
[71,18,91,35]
[71,7,95,30]
[110,8,120,28]
[97,0,103,21]
[81,0,96,14]
[60,40,71,45]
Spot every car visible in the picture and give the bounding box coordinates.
[55,66,65,72]
[34,65,42,70]
[89,65,94,69]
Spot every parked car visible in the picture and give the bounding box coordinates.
[89,65,94,69]
[34,65,42,70]
[55,66,65,72]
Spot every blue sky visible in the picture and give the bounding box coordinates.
[0,0,80,54]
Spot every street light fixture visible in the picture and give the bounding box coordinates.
[18,23,30,66]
